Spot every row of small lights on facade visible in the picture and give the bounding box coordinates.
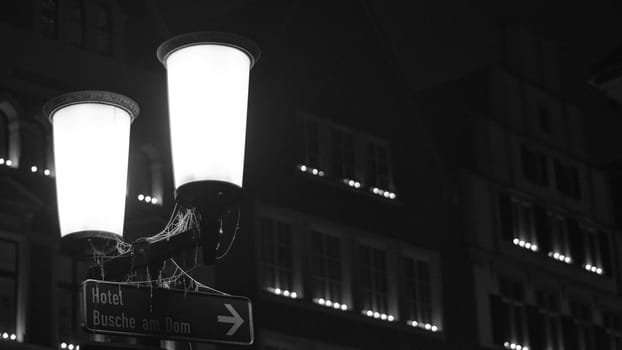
[60,342,79,350]
[584,263,604,275]
[504,341,529,350]
[30,166,52,176]
[342,178,362,189]
[137,194,159,205]
[362,309,395,322]
[298,164,398,200]
[0,159,52,176]
[407,320,440,333]
[371,187,396,200]
[267,287,298,299]
[1,332,17,341]
[298,164,325,177]
[313,297,348,311]
[547,251,572,264]
[512,238,538,252]
[269,289,444,332]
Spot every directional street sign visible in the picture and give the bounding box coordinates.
[81,279,253,345]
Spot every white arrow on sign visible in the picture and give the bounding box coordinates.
[218,303,244,336]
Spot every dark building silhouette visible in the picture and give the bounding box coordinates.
[1,1,622,350]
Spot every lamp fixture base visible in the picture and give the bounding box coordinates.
[60,231,120,258]
[175,180,243,265]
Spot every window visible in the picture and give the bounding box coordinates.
[95,3,112,54]
[554,159,581,199]
[40,0,58,38]
[403,257,432,324]
[310,231,343,304]
[567,300,596,350]
[490,278,529,348]
[567,223,612,275]
[533,289,562,350]
[304,118,321,169]
[538,103,552,134]
[604,311,622,350]
[68,0,84,47]
[359,245,388,314]
[498,193,537,246]
[0,239,17,334]
[520,145,548,186]
[129,146,163,204]
[260,218,294,292]
[366,141,390,189]
[0,111,8,159]
[57,255,78,342]
[331,129,356,180]
[19,121,47,169]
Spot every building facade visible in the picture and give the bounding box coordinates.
[1,1,621,350]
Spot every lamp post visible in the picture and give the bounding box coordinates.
[44,31,259,263]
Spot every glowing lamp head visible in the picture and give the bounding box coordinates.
[157,31,260,209]
[44,91,138,253]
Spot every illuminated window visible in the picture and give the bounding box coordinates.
[0,239,17,334]
[19,120,47,170]
[311,231,343,303]
[359,245,388,314]
[40,0,58,38]
[331,129,356,180]
[366,141,390,189]
[0,111,8,160]
[304,119,321,170]
[403,257,432,324]
[95,3,112,54]
[260,218,294,292]
[490,278,529,348]
[129,146,163,204]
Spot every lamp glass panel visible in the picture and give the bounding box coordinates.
[165,44,251,188]
[52,103,131,237]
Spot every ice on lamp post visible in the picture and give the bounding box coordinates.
[157,32,260,205]
[43,91,139,251]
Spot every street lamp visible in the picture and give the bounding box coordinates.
[43,91,139,254]
[44,32,259,263]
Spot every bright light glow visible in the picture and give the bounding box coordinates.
[283,290,290,297]
[431,325,438,332]
[513,238,519,244]
[9,334,15,340]
[290,292,297,298]
[325,300,332,307]
[348,180,355,186]
[341,304,347,311]
[597,268,603,274]
[318,298,325,305]
[44,169,51,176]
[373,312,380,318]
[274,288,281,295]
[61,343,67,349]
[366,310,373,317]
[165,44,251,188]
[299,165,307,172]
[145,195,152,203]
[5,160,12,166]
[389,192,396,199]
[380,313,387,320]
[2,333,7,339]
[68,344,74,350]
[312,168,319,175]
[138,194,144,201]
[51,103,132,237]
[388,315,394,321]
[0,158,4,164]
[31,166,38,172]
[564,256,571,263]
[318,170,325,176]
[151,197,158,204]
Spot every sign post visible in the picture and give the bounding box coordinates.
[81,279,253,345]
